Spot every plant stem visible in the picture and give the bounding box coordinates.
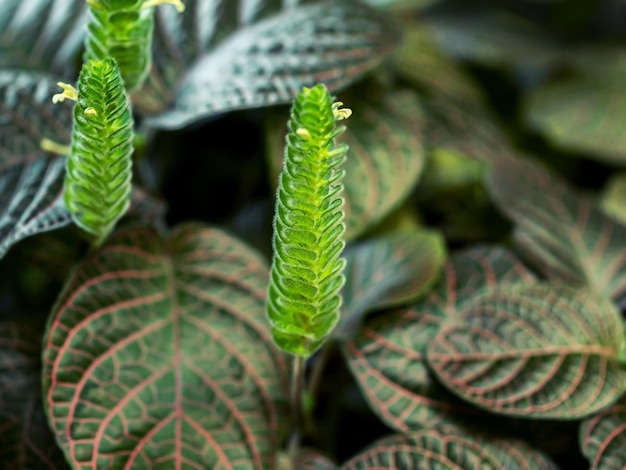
[288,354,306,456]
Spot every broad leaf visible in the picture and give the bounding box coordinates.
[269,85,426,241]
[336,228,446,339]
[580,396,626,469]
[427,283,626,419]
[0,71,74,259]
[144,1,401,129]
[0,0,87,77]
[341,428,558,469]
[344,246,535,431]
[487,156,626,301]
[525,65,626,164]
[0,321,68,469]
[43,224,289,469]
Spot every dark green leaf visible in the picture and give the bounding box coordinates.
[0,321,68,469]
[336,228,446,339]
[340,428,558,469]
[0,0,87,77]
[525,66,626,164]
[144,1,400,129]
[344,246,535,431]
[427,283,626,419]
[294,449,337,470]
[487,156,626,301]
[580,395,626,469]
[43,224,289,469]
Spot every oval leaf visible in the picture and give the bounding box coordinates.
[145,1,400,129]
[0,321,68,469]
[580,395,626,469]
[487,156,626,301]
[0,0,87,77]
[341,428,558,469]
[427,283,626,419]
[268,85,426,241]
[43,224,289,469]
[336,228,446,340]
[344,246,535,431]
[525,70,626,164]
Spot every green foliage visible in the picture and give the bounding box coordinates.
[267,84,349,357]
[63,58,134,244]
[4,1,626,469]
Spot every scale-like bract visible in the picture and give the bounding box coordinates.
[267,84,349,356]
[64,59,134,242]
[84,0,158,92]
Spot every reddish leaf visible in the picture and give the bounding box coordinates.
[580,395,626,469]
[340,428,558,469]
[487,156,626,301]
[42,224,289,469]
[344,246,535,432]
[427,283,626,419]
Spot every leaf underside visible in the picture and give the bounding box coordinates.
[42,224,289,470]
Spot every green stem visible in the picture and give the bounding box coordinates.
[288,355,306,456]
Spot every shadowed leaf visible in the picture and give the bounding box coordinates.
[427,283,626,419]
[294,449,337,470]
[0,321,68,469]
[340,428,558,469]
[601,173,626,225]
[144,1,400,129]
[391,29,512,164]
[269,85,426,241]
[580,395,626,469]
[0,71,75,259]
[336,228,446,339]
[487,156,626,301]
[0,0,87,77]
[42,224,289,469]
[525,65,626,164]
[344,246,535,431]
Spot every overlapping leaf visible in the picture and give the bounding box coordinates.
[525,63,626,164]
[0,71,75,259]
[487,156,626,301]
[336,228,446,339]
[0,321,68,469]
[427,283,626,419]
[0,0,87,77]
[580,395,626,469]
[269,85,426,241]
[143,1,401,129]
[42,224,289,469]
[391,28,513,164]
[344,246,535,431]
[340,428,558,469]
[294,449,337,470]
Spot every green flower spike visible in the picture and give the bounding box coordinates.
[53,59,134,246]
[84,0,185,92]
[267,84,351,357]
